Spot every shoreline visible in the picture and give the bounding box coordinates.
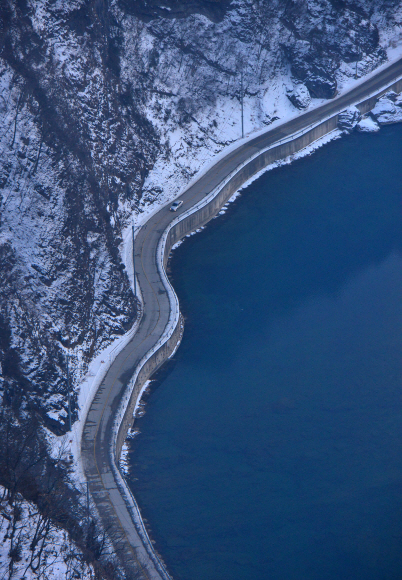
[81,61,402,580]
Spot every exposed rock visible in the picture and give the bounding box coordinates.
[0,0,401,435]
[281,0,383,99]
[337,106,361,132]
[284,42,339,99]
[287,84,311,109]
[382,91,398,102]
[119,0,232,22]
[371,95,402,124]
[282,0,380,63]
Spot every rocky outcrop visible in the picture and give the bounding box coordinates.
[338,106,362,132]
[287,84,311,109]
[284,42,339,99]
[338,92,402,133]
[370,92,402,124]
[281,0,384,98]
[0,0,401,436]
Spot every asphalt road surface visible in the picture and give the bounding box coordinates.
[81,56,402,580]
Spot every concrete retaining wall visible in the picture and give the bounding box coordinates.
[356,78,402,114]
[117,114,340,461]
[165,115,338,257]
[108,70,402,580]
[115,317,182,458]
[117,74,402,462]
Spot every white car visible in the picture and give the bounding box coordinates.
[170,200,184,212]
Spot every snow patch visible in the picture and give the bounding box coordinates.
[119,441,130,476]
[357,116,380,132]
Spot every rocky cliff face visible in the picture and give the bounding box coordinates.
[0,0,401,437]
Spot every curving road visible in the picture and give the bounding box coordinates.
[81,56,402,580]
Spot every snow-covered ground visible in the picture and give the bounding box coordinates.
[4,2,402,576]
[0,486,94,580]
[357,116,380,132]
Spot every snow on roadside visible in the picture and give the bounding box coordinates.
[119,442,131,476]
[119,426,141,476]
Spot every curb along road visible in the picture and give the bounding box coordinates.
[81,56,402,580]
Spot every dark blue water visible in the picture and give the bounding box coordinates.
[128,125,402,580]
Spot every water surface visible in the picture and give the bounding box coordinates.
[128,125,402,580]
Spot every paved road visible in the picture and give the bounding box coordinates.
[81,56,402,580]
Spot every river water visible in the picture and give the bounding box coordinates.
[127,124,402,580]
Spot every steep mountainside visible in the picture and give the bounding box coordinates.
[1,0,402,575]
[0,0,401,437]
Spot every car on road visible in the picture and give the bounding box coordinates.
[170,200,184,212]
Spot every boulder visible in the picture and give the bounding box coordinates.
[381,91,398,102]
[371,95,402,125]
[287,84,311,109]
[337,106,361,132]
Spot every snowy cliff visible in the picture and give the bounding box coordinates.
[0,0,402,451]
[1,0,402,574]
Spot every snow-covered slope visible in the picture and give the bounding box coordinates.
[1,0,402,434]
[123,0,402,212]
[0,484,95,580]
[1,0,402,572]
